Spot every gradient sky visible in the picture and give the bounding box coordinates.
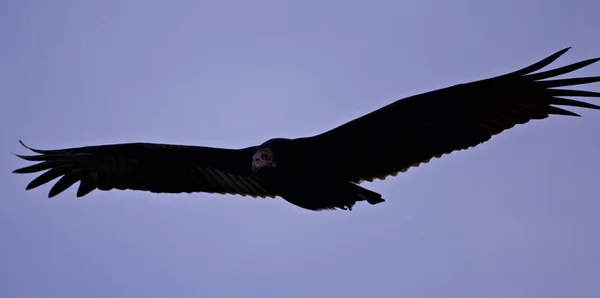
[1,0,600,297]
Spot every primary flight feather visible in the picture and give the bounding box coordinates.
[13,48,600,211]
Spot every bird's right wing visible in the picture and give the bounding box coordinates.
[291,48,600,184]
[13,141,275,199]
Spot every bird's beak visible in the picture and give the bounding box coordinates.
[252,159,275,172]
[252,160,260,172]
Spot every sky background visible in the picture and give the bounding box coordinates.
[1,0,600,297]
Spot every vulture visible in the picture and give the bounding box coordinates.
[12,47,600,211]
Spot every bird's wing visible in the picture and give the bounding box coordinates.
[293,48,600,183]
[13,141,275,198]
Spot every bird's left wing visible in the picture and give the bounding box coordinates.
[13,141,275,198]
[291,48,600,183]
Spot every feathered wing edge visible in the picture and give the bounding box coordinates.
[385,47,600,175]
[504,47,600,115]
[12,140,277,199]
[400,48,600,172]
[12,141,98,197]
[309,47,600,184]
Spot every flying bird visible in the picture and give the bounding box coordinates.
[13,48,600,211]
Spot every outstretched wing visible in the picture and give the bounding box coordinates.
[13,141,275,198]
[294,47,600,183]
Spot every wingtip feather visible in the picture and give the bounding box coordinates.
[18,140,66,154]
[18,140,34,151]
[528,57,600,81]
[510,47,572,76]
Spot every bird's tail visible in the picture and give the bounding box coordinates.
[349,183,385,205]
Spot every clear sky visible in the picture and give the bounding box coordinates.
[1,0,599,297]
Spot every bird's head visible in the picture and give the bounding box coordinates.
[251,147,276,172]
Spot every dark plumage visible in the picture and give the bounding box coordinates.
[13,48,600,211]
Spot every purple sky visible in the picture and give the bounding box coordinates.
[2,0,600,297]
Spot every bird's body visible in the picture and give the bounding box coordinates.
[13,48,600,211]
